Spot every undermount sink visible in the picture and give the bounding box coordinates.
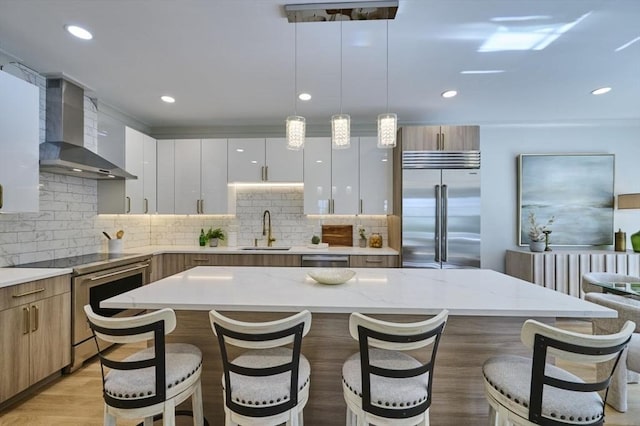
[240,247,292,251]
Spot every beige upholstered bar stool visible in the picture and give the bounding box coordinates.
[342,309,449,426]
[84,305,205,426]
[482,319,635,426]
[581,272,640,297]
[209,310,312,426]
[585,292,640,412]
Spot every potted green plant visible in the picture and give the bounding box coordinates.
[358,226,367,248]
[206,227,225,247]
[527,212,554,252]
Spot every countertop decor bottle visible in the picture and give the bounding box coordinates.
[199,229,206,247]
[631,230,640,253]
[614,228,627,252]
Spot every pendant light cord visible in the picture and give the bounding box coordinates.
[339,11,343,114]
[385,19,389,114]
[294,21,298,116]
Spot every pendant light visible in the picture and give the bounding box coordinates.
[286,20,305,150]
[331,13,350,150]
[377,19,397,148]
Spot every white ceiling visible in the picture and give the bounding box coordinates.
[0,0,638,132]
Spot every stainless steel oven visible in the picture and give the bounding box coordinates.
[69,256,151,372]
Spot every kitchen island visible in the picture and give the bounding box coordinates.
[102,267,615,425]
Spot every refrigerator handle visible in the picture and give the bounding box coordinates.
[442,184,448,261]
[434,184,441,262]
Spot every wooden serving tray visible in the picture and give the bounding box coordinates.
[321,225,353,246]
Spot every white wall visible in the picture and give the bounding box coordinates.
[480,122,640,272]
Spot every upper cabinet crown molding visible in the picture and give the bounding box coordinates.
[227,138,303,183]
[0,71,39,213]
[400,125,479,152]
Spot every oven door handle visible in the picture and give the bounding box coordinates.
[89,263,150,281]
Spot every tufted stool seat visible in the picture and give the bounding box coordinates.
[210,310,312,426]
[105,343,202,402]
[342,310,448,426]
[223,347,310,409]
[343,348,428,411]
[482,319,635,426]
[483,355,603,424]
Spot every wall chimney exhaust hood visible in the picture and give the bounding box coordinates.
[39,78,136,180]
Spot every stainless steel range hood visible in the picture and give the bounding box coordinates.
[40,78,136,180]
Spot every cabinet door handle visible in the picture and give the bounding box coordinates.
[0,183,3,209]
[23,307,30,334]
[126,196,131,213]
[360,199,363,214]
[441,132,445,149]
[31,304,39,332]
[200,199,204,214]
[144,198,149,213]
[196,199,201,214]
[12,288,45,298]
[265,166,269,181]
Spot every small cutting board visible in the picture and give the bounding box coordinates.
[322,225,353,246]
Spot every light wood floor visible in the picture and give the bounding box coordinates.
[0,320,638,425]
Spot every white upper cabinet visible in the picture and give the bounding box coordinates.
[98,126,156,214]
[124,127,156,214]
[303,137,359,215]
[0,71,39,213]
[157,139,233,214]
[227,138,302,183]
[359,136,392,214]
[265,138,303,182]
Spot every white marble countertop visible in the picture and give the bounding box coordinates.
[0,268,72,289]
[136,245,398,256]
[102,266,615,318]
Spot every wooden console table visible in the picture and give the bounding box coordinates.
[505,249,640,297]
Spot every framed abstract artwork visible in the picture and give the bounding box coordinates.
[517,153,615,246]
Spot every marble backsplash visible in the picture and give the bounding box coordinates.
[0,174,388,267]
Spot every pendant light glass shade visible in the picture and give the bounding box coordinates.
[331,114,351,149]
[286,115,306,150]
[377,113,397,148]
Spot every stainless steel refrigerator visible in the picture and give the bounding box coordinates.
[402,151,481,268]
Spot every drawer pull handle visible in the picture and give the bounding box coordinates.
[365,259,383,263]
[89,264,150,281]
[192,258,209,262]
[23,307,30,334]
[13,288,45,298]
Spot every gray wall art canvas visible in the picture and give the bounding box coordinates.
[518,154,615,246]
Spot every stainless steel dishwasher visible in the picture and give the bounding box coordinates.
[301,254,349,268]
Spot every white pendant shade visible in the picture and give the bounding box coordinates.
[331,114,351,149]
[377,113,397,148]
[286,115,305,150]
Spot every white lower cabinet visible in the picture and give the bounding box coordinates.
[0,71,39,213]
[157,139,234,214]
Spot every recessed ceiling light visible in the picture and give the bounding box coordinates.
[161,95,175,103]
[71,168,83,172]
[460,70,505,74]
[236,148,244,152]
[441,90,458,98]
[65,25,93,40]
[298,93,312,101]
[591,87,611,95]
